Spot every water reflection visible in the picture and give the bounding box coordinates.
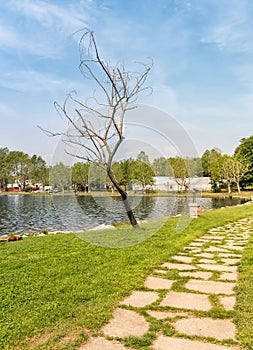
[0,194,249,235]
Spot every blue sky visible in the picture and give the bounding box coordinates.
[1,0,253,163]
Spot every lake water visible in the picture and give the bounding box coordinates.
[0,194,249,235]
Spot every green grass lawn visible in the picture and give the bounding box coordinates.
[1,203,253,349]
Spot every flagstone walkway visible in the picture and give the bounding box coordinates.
[79,217,253,350]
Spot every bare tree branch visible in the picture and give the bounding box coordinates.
[44,29,152,228]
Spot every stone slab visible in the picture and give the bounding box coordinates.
[179,271,212,280]
[154,269,167,275]
[189,242,204,247]
[102,308,149,338]
[171,255,194,263]
[79,337,130,350]
[205,247,229,252]
[218,253,242,258]
[198,258,217,264]
[221,258,240,265]
[189,248,202,253]
[120,291,159,307]
[185,279,235,295]
[146,310,188,320]
[219,296,236,310]
[174,317,236,340]
[222,245,244,251]
[218,272,238,281]
[205,236,225,240]
[195,252,214,259]
[160,291,211,311]
[197,264,237,272]
[144,276,174,290]
[152,335,239,350]
[162,262,196,271]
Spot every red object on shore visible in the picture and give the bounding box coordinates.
[7,235,22,242]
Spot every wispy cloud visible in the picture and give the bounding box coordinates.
[0,22,59,58]
[0,0,92,58]
[0,70,83,94]
[199,0,253,54]
[8,0,88,33]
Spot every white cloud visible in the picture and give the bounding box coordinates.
[0,22,59,58]
[199,1,253,54]
[0,70,84,94]
[9,0,88,33]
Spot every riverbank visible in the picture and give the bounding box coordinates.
[1,203,253,349]
[1,189,252,199]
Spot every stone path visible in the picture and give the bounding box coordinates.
[79,217,253,350]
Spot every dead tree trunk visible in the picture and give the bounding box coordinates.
[107,169,139,229]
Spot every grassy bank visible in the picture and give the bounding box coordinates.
[0,204,253,349]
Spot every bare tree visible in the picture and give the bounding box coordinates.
[46,30,152,229]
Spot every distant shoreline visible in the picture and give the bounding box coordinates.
[0,190,252,200]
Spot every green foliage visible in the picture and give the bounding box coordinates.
[201,148,224,192]
[169,157,189,191]
[72,162,90,191]
[49,162,72,192]
[153,157,172,176]
[234,135,253,187]
[0,148,48,191]
[0,147,9,189]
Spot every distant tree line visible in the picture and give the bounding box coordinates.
[1,135,253,193]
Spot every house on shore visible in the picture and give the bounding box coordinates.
[153,176,211,192]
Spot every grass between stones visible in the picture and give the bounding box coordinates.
[0,203,253,349]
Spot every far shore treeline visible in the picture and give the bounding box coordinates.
[1,134,253,193]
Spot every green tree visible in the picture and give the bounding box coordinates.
[221,155,249,194]
[49,163,72,192]
[30,155,48,187]
[132,160,155,192]
[186,157,203,177]
[72,162,90,192]
[169,157,189,192]
[112,159,134,191]
[201,148,223,192]
[234,135,253,188]
[0,147,9,190]
[6,151,32,190]
[152,157,173,176]
[137,151,150,164]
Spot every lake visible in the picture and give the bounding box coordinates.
[0,194,249,235]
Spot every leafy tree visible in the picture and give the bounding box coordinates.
[186,157,203,177]
[6,151,32,190]
[0,147,9,190]
[220,155,235,194]
[132,160,155,192]
[72,162,90,192]
[49,163,72,192]
[30,155,48,186]
[231,157,249,193]
[137,151,150,164]
[234,135,253,187]
[169,157,189,192]
[201,148,223,192]
[221,155,249,194]
[112,159,134,191]
[152,157,168,176]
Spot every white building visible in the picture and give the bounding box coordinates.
[153,176,211,192]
